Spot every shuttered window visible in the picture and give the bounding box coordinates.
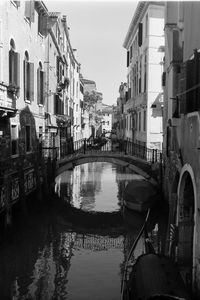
[14,1,20,7]
[37,66,45,105]
[127,51,129,67]
[24,54,34,102]
[138,23,143,47]
[24,1,35,22]
[38,13,48,36]
[9,50,20,93]
[143,110,146,131]
[11,124,18,155]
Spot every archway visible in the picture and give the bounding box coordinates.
[168,172,179,259]
[177,167,195,289]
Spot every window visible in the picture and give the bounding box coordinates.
[139,57,142,93]
[24,51,34,102]
[145,14,148,37]
[38,13,48,36]
[107,121,109,125]
[130,45,133,60]
[24,1,35,22]
[139,112,141,131]
[37,62,45,105]
[144,52,147,92]
[25,125,31,152]
[76,104,78,112]
[12,1,20,8]
[56,56,63,83]
[11,125,18,155]
[138,23,143,47]
[76,82,78,98]
[9,39,20,92]
[39,126,43,139]
[127,51,129,67]
[143,110,146,131]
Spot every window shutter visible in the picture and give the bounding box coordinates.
[14,52,20,89]
[25,1,35,22]
[24,60,27,101]
[138,23,143,47]
[54,94,56,114]
[42,71,46,105]
[14,1,20,7]
[56,56,60,82]
[29,62,34,102]
[41,15,48,36]
[9,50,14,85]
[162,72,166,87]
[37,68,41,104]
[127,51,129,67]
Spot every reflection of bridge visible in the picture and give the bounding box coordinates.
[55,139,162,185]
[57,201,124,235]
[64,232,124,251]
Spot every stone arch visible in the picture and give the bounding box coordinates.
[57,155,156,186]
[177,164,196,290]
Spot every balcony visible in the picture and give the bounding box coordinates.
[0,83,17,117]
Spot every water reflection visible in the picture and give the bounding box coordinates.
[55,162,144,212]
[0,162,167,300]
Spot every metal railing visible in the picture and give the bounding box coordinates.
[58,138,162,164]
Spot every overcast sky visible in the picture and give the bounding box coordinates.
[46,0,138,106]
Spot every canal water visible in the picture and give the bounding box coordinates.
[0,162,167,300]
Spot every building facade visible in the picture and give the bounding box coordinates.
[0,1,84,217]
[163,2,200,296]
[101,103,112,134]
[123,1,164,149]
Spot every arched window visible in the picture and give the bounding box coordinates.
[9,39,20,92]
[37,62,45,105]
[24,51,34,102]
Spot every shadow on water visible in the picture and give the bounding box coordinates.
[0,159,169,300]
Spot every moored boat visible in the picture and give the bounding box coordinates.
[123,180,158,212]
[121,209,191,300]
[122,253,191,300]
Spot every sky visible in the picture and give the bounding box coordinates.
[46,0,138,106]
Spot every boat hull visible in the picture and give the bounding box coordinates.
[123,253,191,300]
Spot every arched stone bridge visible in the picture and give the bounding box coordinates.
[57,151,161,187]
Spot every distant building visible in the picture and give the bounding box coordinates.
[101,104,112,134]
[82,78,103,138]
[117,82,127,139]
[123,1,164,149]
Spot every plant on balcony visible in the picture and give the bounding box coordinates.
[7,85,19,94]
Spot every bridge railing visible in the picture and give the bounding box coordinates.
[58,138,162,164]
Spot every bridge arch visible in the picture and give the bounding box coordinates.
[57,153,158,186]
